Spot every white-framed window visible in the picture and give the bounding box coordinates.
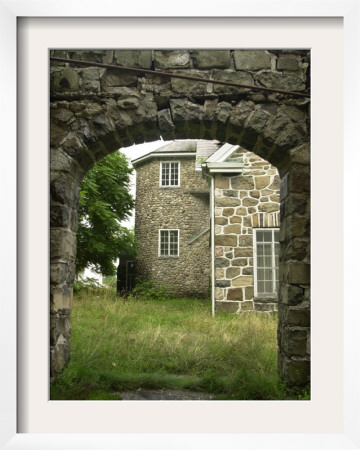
[159,229,180,257]
[160,161,180,187]
[253,228,279,296]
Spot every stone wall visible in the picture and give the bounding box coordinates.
[214,149,280,313]
[50,49,310,388]
[134,156,211,297]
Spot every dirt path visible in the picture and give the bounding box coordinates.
[118,389,215,400]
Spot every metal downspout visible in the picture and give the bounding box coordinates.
[202,168,215,317]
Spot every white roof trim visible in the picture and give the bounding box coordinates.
[203,162,244,173]
[205,143,240,163]
[132,151,196,166]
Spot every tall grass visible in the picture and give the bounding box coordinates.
[51,286,294,400]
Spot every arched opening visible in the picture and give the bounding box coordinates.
[50,49,310,391]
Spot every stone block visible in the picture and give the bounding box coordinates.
[255,176,271,190]
[235,207,247,216]
[215,235,237,247]
[223,208,235,217]
[278,356,310,387]
[215,217,228,225]
[288,263,310,285]
[224,190,239,198]
[242,197,258,207]
[224,224,241,234]
[216,279,231,288]
[215,268,225,279]
[230,216,242,224]
[114,50,152,68]
[216,197,241,207]
[50,121,69,147]
[245,286,254,300]
[242,267,253,276]
[258,203,279,213]
[52,108,74,123]
[158,109,175,134]
[154,50,190,69]
[215,257,231,268]
[226,267,241,279]
[51,68,79,92]
[255,302,277,312]
[215,288,224,300]
[240,300,254,311]
[215,176,230,190]
[50,229,77,261]
[213,70,254,94]
[191,50,231,69]
[238,235,253,247]
[231,258,248,267]
[215,246,224,257]
[283,330,308,356]
[227,288,243,300]
[286,306,310,327]
[50,205,70,228]
[231,176,255,191]
[257,71,305,92]
[246,109,271,134]
[171,70,211,95]
[216,301,240,312]
[50,287,72,314]
[277,55,300,71]
[81,67,100,92]
[232,275,253,286]
[234,50,271,71]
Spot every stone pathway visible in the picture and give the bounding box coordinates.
[119,389,215,400]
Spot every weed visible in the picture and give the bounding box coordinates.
[51,287,305,401]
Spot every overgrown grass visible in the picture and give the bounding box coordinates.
[51,286,303,400]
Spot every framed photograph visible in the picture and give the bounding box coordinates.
[1,2,359,449]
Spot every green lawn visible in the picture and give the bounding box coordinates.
[51,286,304,400]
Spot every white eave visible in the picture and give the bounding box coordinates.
[201,143,243,174]
[202,162,244,173]
[132,151,196,167]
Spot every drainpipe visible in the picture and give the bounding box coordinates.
[202,167,215,317]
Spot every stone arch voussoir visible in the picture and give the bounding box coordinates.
[50,49,310,389]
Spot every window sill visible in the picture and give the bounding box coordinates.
[158,256,179,259]
[254,295,278,303]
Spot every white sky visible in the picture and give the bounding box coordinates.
[119,139,170,228]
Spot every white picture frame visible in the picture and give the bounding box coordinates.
[1,2,359,449]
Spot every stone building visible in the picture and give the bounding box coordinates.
[49,49,310,387]
[132,139,280,313]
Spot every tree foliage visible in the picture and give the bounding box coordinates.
[76,151,136,276]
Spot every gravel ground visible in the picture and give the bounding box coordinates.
[119,389,215,400]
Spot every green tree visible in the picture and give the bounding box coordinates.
[76,151,136,276]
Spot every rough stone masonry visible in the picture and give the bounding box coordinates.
[50,49,310,388]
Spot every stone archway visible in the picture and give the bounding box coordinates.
[50,49,310,388]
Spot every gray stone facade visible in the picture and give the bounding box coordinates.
[133,143,211,298]
[50,49,310,388]
[213,148,280,313]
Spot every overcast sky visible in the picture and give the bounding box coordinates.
[119,139,170,228]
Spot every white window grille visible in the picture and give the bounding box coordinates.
[253,228,279,296]
[159,229,179,257]
[160,161,180,187]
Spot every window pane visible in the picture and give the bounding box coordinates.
[161,163,170,186]
[170,163,179,185]
[169,230,178,255]
[263,230,272,242]
[255,228,280,295]
[160,230,169,256]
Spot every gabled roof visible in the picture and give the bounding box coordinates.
[202,143,244,174]
[131,140,198,167]
[131,139,222,168]
[195,140,221,171]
